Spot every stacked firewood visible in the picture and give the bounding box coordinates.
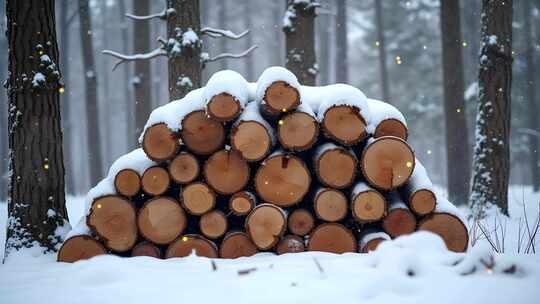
[58,67,468,263]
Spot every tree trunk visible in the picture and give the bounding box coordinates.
[5,0,69,257]
[59,0,75,195]
[523,0,539,191]
[470,0,513,216]
[217,0,228,71]
[440,0,471,205]
[374,0,390,102]
[0,1,7,201]
[99,0,113,168]
[273,1,285,66]
[335,0,348,83]
[118,0,135,148]
[284,0,317,85]
[244,1,255,81]
[78,0,103,186]
[133,0,153,135]
[317,0,330,85]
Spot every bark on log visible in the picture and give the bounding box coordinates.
[400,159,436,216]
[314,143,357,188]
[261,81,300,116]
[180,182,216,215]
[255,153,311,207]
[277,104,319,151]
[361,136,415,190]
[358,230,390,253]
[231,102,274,161]
[169,152,200,184]
[199,210,228,239]
[141,166,171,196]
[382,192,417,238]
[206,93,242,122]
[137,197,187,245]
[307,223,357,254]
[321,105,367,145]
[313,188,348,222]
[229,191,257,216]
[114,169,141,197]
[131,241,162,258]
[219,231,258,259]
[245,204,287,250]
[57,235,107,263]
[418,212,468,252]
[351,182,386,223]
[87,195,138,252]
[288,208,315,236]
[181,110,225,155]
[166,234,218,258]
[204,149,250,195]
[142,123,179,161]
[276,235,305,255]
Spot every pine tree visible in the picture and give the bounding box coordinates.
[5,0,70,258]
[470,0,513,216]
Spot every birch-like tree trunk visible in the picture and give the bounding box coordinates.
[470,0,513,216]
[5,0,69,257]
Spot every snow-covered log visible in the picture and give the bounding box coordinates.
[276,235,305,255]
[277,102,319,151]
[400,159,437,215]
[358,230,391,253]
[382,192,417,238]
[367,98,408,140]
[350,181,387,223]
[256,66,301,116]
[57,235,107,263]
[165,234,218,259]
[204,70,249,122]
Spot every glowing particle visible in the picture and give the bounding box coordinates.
[96,204,102,209]
[43,163,49,170]
[38,50,44,55]
[375,41,380,47]
[278,120,284,125]
[59,87,65,94]
[456,108,461,113]
[281,108,287,113]
[182,236,189,242]
[427,150,432,155]
[422,45,427,50]
[406,161,412,168]
[462,41,468,47]
[395,56,402,65]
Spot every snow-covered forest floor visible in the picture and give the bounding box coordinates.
[0,186,539,304]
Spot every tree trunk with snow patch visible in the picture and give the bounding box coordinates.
[133,0,153,133]
[335,0,348,83]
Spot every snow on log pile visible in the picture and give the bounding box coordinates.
[57,67,469,262]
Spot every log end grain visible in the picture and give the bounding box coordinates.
[409,189,436,216]
[181,110,225,155]
[166,235,218,258]
[360,238,385,253]
[322,105,367,145]
[352,190,386,223]
[277,112,318,151]
[316,148,356,188]
[263,81,300,114]
[204,149,250,195]
[382,208,417,238]
[288,208,315,236]
[207,93,242,122]
[229,191,256,216]
[142,123,178,161]
[141,166,170,196]
[231,121,272,161]
[169,152,200,184]
[314,188,348,222]
[374,118,408,141]
[246,204,287,250]
[418,213,469,253]
[131,241,162,258]
[138,197,187,245]
[114,169,141,197]
[276,235,305,255]
[219,232,258,259]
[199,210,228,239]
[57,235,107,263]
[181,182,216,215]
[307,223,357,254]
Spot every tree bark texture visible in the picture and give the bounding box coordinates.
[244,1,255,81]
[335,0,348,83]
[167,0,202,100]
[0,1,8,200]
[440,0,471,205]
[133,0,153,132]
[78,0,103,186]
[284,0,317,85]
[5,0,69,257]
[316,0,330,85]
[470,0,513,216]
[374,0,390,103]
[118,0,136,149]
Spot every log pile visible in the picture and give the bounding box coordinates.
[58,67,469,263]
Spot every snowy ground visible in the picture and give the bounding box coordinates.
[0,187,539,304]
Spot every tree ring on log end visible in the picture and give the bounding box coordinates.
[131,241,162,258]
[245,204,287,250]
[57,235,107,263]
[180,182,216,215]
[166,234,218,258]
[114,169,141,197]
[199,210,228,239]
[277,112,319,151]
[322,105,367,145]
[263,81,300,114]
[374,118,408,141]
[169,152,200,184]
[231,121,272,161]
[219,232,258,259]
[204,149,250,195]
[314,188,348,222]
[181,110,225,155]
[142,123,179,162]
[418,212,468,252]
[229,192,255,216]
[288,209,315,236]
[316,147,356,188]
[410,189,436,216]
[141,166,170,196]
[137,197,186,245]
[352,190,386,223]
[207,93,242,122]
[382,208,416,238]
[307,223,357,254]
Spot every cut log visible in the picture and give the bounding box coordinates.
[418,212,468,252]
[231,102,274,161]
[207,93,242,122]
[245,204,287,250]
[142,123,179,161]
[87,195,138,252]
[181,110,225,155]
[288,208,315,236]
[321,105,367,145]
[358,230,391,253]
[400,159,436,216]
[361,136,415,190]
[276,235,305,255]
[277,104,319,151]
[229,191,257,216]
[180,182,216,215]
[138,197,187,245]
[313,188,348,222]
[367,98,408,140]
[131,241,162,258]
[351,182,386,223]
[314,143,357,188]
[219,231,258,259]
[382,192,417,238]
[57,235,107,263]
[165,234,218,258]
[199,210,228,239]
[307,223,357,254]
[169,152,200,184]
[255,153,311,207]
[204,149,250,195]
[114,169,141,197]
[261,81,300,115]
[141,166,170,196]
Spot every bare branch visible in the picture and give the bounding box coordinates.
[201,27,250,40]
[102,48,167,70]
[125,7,174,21]
[203,45,258,63]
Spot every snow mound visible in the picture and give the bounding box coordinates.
[255,66,301,105]
[204,70,250,108]
[366,98,407,134]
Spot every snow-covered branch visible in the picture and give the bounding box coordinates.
[201,27,250,40]
[125,8,175,21]
[202,45,258,63]
[102,48,167,70]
